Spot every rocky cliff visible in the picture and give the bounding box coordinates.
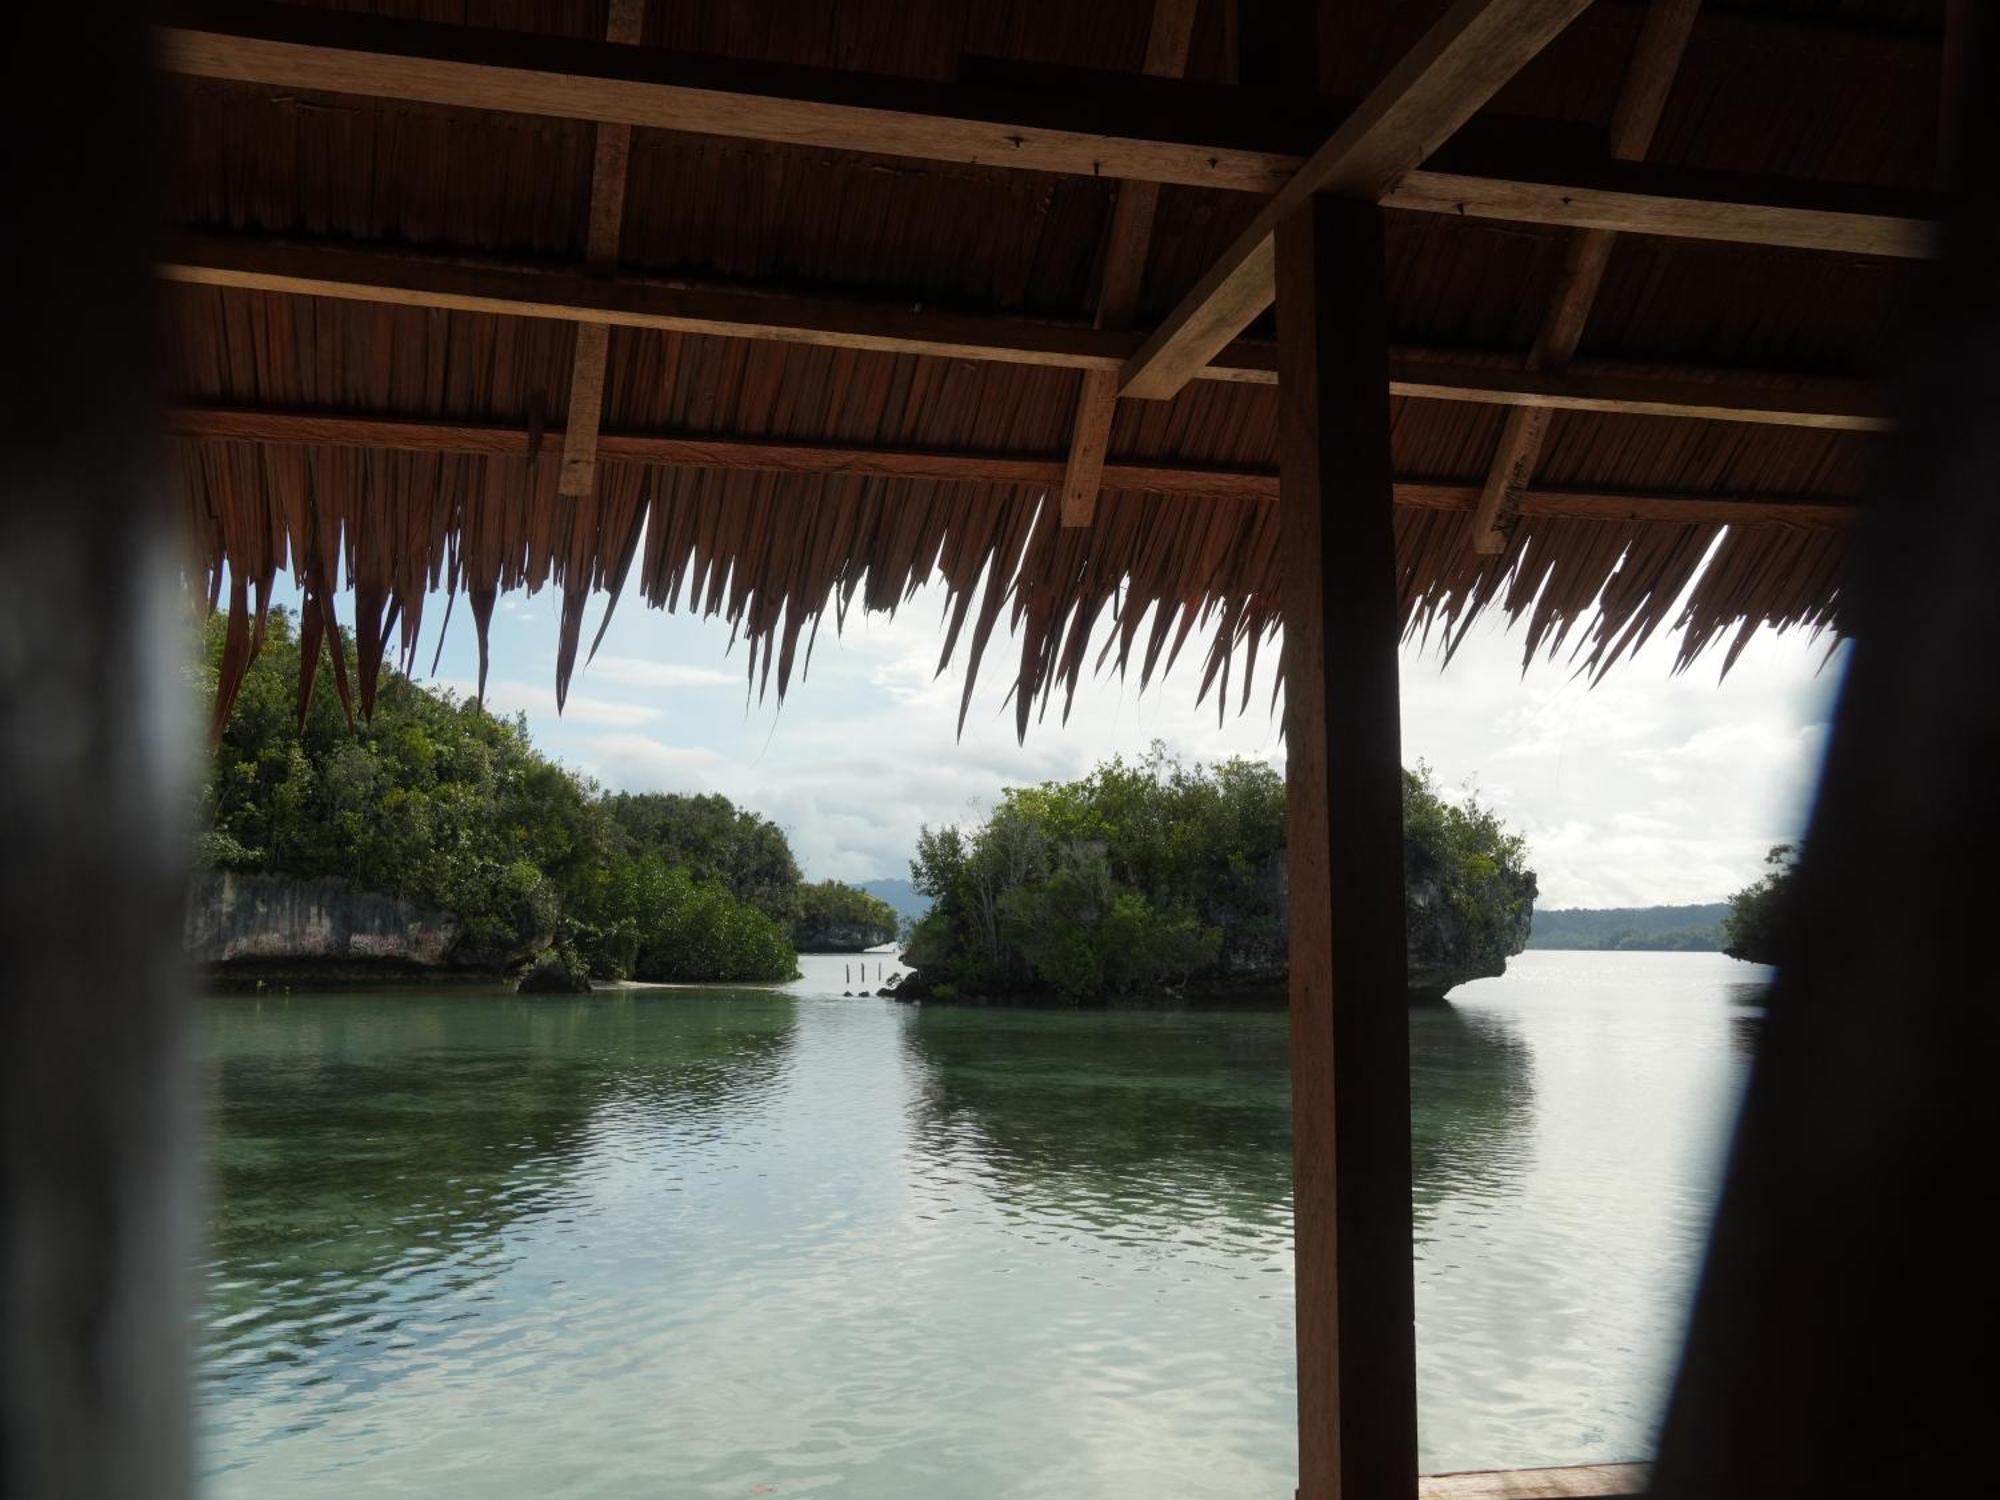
[791,918,897,952]
[1245,855,1533,1002]
[186,872,518,984]
[1404,867,1535,1003]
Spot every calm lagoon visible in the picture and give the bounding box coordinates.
[198,949,1765,1497]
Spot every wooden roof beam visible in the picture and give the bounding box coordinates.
[557,0,646,501]
[158,234,1895,431]
[158,0,1299,193]
[1468,0,1702,555]
[163,403,1862,530]
[1119,0,1599,402]
[158,4,1940,265]
[1059,0,1199,530]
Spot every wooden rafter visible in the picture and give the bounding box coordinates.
[158,234,1894,432]
[1119,0,1599,402]
[163,404,1862,529]
[1384,162,1935,259]
[157,4,1940,265]
[1060,0,1199,529]
[1468,0,1701,554]
[557,0,646,500]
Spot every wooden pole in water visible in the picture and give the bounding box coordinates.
[1,7,195,1496]
[1276,189,1417,1500]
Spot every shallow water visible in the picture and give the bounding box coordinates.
[197,949,1764,1497]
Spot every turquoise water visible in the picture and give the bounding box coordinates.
[197,950,1763,1497]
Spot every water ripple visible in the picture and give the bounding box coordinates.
[197,952,1750,1495]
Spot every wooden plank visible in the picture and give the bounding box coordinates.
[1121,0,1596,401]
[1059,0,1198,528]
[162,403,1865,528]
[159,235,1896,431]
[1421,1463,1649,1500]
[1277,193,1417,1500]
[1470,0,1701,553]
[557,0,646,500]
[158,0,1298,193]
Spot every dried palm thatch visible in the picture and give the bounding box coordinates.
[179,418,1851,741]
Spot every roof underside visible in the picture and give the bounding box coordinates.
[165,0,1945,734]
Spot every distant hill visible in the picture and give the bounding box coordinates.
[1527,903,1730,952]
[857,878,930,925]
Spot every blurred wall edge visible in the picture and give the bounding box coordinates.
[1,7,196,1499]
[1653,7,1997,1498]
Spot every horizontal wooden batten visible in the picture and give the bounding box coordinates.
[159,235,1894,433]
[1419,1461,1650,1500]
[158,3,1940,264]
[157,0,1299,193]
[1387,358,1891,431]
[160,234,1148,375]
[164,405,1861,528]
[1391,164,1938,260]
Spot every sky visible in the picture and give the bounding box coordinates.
[380,567,1845,912]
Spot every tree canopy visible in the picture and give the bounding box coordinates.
[903,749,1536,1004]
[790,880,901,951]
[1723,845,1797,965]
[195,608,877,985]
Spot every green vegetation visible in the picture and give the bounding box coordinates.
[1526,903,1730,952]
[195,609,872,985]
[790,880,901,951]
[599,792,801,918]
[903,750,1535,1004]
[1723,845,1797,965]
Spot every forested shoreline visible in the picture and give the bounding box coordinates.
[1526,904,1730,952]
[195,610,897,987]
[197,612,1583,1004]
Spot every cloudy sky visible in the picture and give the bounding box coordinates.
[399,567,1843,911]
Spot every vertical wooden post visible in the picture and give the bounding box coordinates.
[1277,193,1417,1500]
[2,7,194,1499]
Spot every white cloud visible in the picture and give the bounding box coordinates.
[576,655,741,690]
[434,677,664,728]
[578,734,729,786]
[429,572,1841,909]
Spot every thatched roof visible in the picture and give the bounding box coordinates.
[161,0,1945,734]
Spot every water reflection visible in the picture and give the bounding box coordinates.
[1721,978,1770,1058]
[901,1000,1536,1253]
[1411,1003,1536,1218]
[200,992,796,1407]
[198,954,1754,1492]
[902,1007,1294,1256]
